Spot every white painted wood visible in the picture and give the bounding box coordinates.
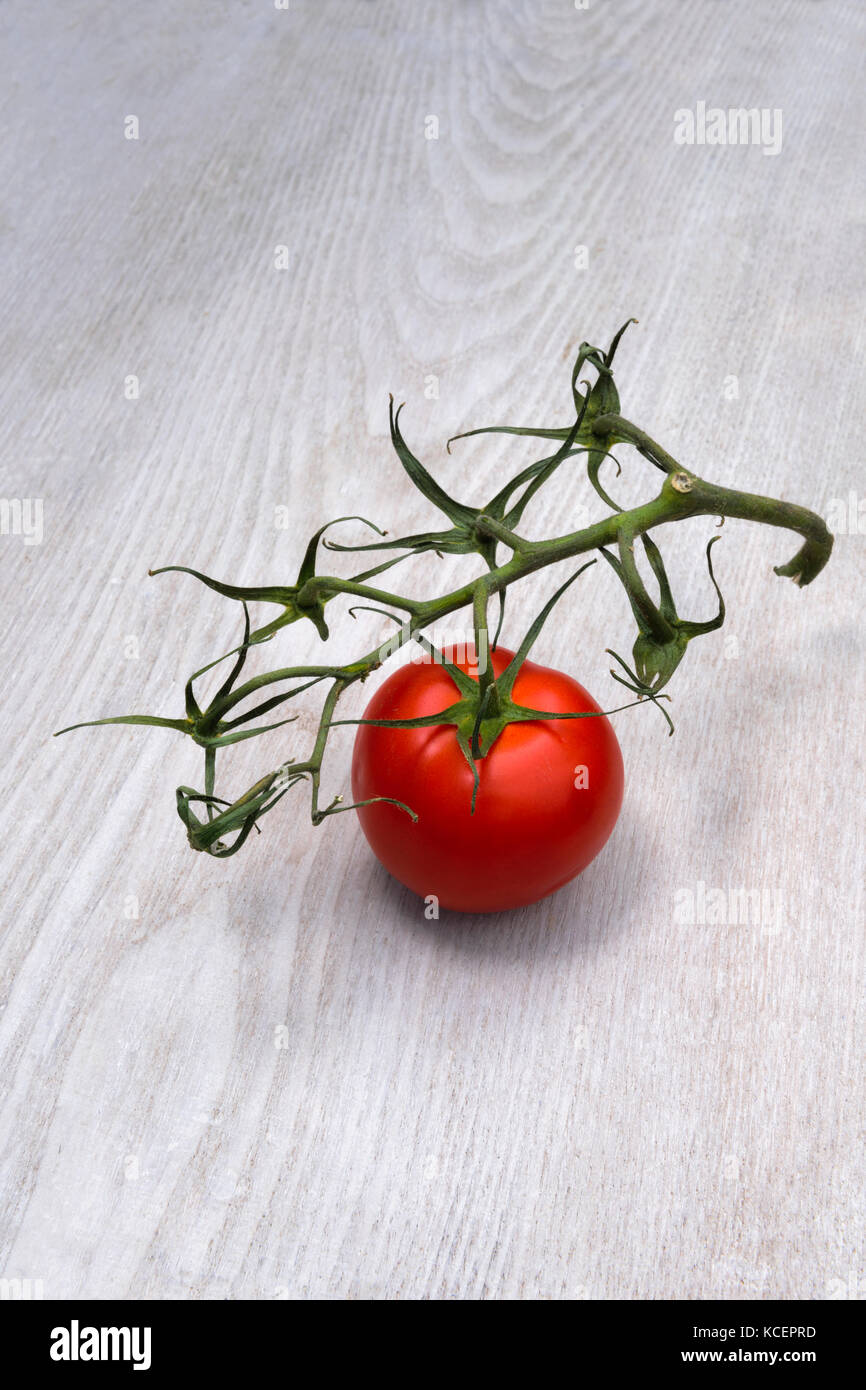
[0,0,863,1300]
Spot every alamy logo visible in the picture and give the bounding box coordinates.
[50,1320,152,1371]
[674,102,782,156]
[0,497,43,545]
[377,625,489,674]
[674,881,785,931]
[0,1277,44,1299]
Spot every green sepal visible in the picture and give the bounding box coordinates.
[390,398,477,527]
[190,715,299,749]
[151,517,412,646]
[176,770,297,856]
[54,714,192,737]
[497,560,597,700]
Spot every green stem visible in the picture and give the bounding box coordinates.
[592,414,680,474]
[474,514,529,552]
[296,577,423,613]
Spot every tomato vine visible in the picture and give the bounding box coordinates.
[56,322,834,857]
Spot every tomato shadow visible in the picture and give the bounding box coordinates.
[360,815,653,962]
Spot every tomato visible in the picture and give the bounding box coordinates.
[351,645,624,912]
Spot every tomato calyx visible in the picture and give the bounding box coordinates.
[147,515,415,647]
[333,560,648,815]
[447,320,638,521]
[323,387,613,647]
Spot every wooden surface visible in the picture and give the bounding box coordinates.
[1,0,863,1301]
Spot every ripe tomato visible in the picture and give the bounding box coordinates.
[351,645,624,912]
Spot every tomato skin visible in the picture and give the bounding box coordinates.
[351,646,624,912]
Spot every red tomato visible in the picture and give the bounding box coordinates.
[351,645,624,912]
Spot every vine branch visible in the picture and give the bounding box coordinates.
[55,322,833,856]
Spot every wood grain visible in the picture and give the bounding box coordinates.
[0,0,863,1300]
